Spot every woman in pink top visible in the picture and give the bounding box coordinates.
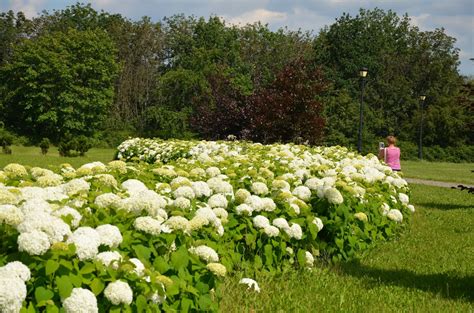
[378,136,401,171]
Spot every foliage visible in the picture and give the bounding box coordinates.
[314,8,468,148]
[0,27,119,143]
[248,58,326,144]
[0,127,14,154]
[58,136,93,157]
[192,59,327,144]
[39,138,50,155]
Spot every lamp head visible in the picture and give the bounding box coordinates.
[359,67,368,78]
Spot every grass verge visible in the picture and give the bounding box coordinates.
[219,184,474,312]
[401,160,474,185]
[0,145,116,168]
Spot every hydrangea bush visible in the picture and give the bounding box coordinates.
[0,139,414,312]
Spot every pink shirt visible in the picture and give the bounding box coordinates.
[384,147,401,170]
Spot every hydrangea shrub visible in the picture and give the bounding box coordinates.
[0,139,414,311]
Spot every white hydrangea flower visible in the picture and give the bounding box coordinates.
[304,178,323,190]
[95,251,122,269]
[37,174,63,187]
[173,197,191,210]
[251,182,269,195]
[121,179,148,195]
[206,167,221,177]
[286,223,303,240]
[52,206,82,228]
[387,209,403,223]
[0,204,24,226]
[324,188,344,204]
[164,216,190,232]
[0,261,31,282]
[94,193,121,209]
[129,258,145,277]
[305,251,314,267]
[63,288,98,313]
[239,278,260,293]
[381,203,390,215]
[407,204,415,213]
[354,212,368,222]
[263,225,280,237]
[96,224,123,248]
[4,163,28,178]
[235,203,253,216]
[253,215,270,229]
[272,218,290,231]
[63,178,90,196]
[206,262,227,277]
[207,178,233,195]
[134,216,162,235]
[19,198,51,214]
[173,186,195,200]
[170,176,191,189]
[104,281,133,305]
[235,189,251,203]
[67,227,101,260]
[212,207,228,222]
[17,230,51,255]
[272,179,291,191]
[208,194,228,209]
[292,186,311,202]
[261,198,276,212]
[312,217,324,232]
[191,181,212,198]
[245,195,264,212]
[189,245,219,263]
[398,193,409,204]
[0,276,27,313]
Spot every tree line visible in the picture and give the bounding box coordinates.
[0,4,472,158]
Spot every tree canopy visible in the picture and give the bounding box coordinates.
[0,4,471,157]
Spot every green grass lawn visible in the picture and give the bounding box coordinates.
[219,184,474,312]
[0,145,116,169]
[401,160,474,185]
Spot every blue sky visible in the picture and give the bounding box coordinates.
[2,0,473,75]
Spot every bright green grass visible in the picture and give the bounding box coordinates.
[219,185,474,312]
[401,160,474,185]
[0,145,116,169]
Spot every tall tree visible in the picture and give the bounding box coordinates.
[0,28,119,142]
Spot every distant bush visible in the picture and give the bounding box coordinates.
[58,136,92,157]
[0,128,14,154]
[39,138,50,155]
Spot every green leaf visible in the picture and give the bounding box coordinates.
[264,244,273,266]
[153,257,171,274]
[69,274,82,287]
[297,249,306,267]
[56,276,73,300]
[35,287,55,303]
[254,255,263,269]
[45,260,60,276]
[79,262,96,274]
[46,304,59,313]
[171,246,189,269]
[133,244,152,263]
[136,295,148,313]
[90,278,105,295]
[181,297,194,312]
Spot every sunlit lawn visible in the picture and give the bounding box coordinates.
[219,185,474,312]
[0,145,116,169]
[401,160,474,185]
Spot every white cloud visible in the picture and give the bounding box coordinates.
[224,8,287,25]
[8,0,45,18]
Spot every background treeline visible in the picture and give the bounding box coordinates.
[0,4,472,161]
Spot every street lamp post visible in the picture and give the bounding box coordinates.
[358,67,368,154]
[418,95,426,160]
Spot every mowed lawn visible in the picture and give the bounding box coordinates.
[0,145,116,169]
[401,160,474,185]
[219,184,474,312]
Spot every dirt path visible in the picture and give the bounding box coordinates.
[405,177,474,189]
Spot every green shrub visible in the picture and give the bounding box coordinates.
[0,128,14,154]
[39,138,50,155]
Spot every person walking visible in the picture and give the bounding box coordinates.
[379,136,401,171]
